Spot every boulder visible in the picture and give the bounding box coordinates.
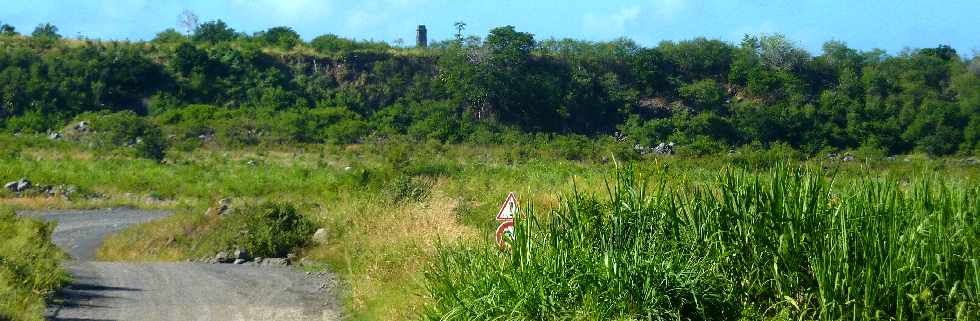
[215,251,233,264]
[633,143,647,155]
[4,178,31,192]
[218,198,232,212]
[206,198,233,217]
[312,228,329,244]
[653,142,675,155]
[234,249,250,261]
[74,121,90,132]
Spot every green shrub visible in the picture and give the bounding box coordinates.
[0,210,70,321]
[207,202,315,258]
[677,135,727,157]
[549,134,593,161]
[79,111,170,161]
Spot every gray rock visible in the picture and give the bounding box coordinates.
[263,258,290,266]
[207,198,232,217]
[5,178,32,192]
[218,198,232,212]
[234,249,250,261]
[233,258,246,265]
[215,251,233,264]
[48,132,62,140]
[4,181,18,192]
[312,228,329,244]
[842,155,856,162]
[964,158,978,165]
[633,143,647,155]
[75,121,90,131]
[653,142,675,155]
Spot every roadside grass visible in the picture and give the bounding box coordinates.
[3,133,980,320]
[422,165,980,320]
[0,209,71,321]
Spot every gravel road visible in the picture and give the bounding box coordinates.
[19,208,340,321]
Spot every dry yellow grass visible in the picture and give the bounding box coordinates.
[305,184,479,321]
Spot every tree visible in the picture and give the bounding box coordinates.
[632,48,673,96]
[192,20,236,44]
[658,38,733,80]
[153,28,186,44]
[31,23,60,39]
[454,21,467,43]
[0,23,16,36]
[757,34,809,71]
[485,26,534,67]
[178,10,199,35]
[255,26,301,50]
[679,79,726,113]
[481,26,537,125]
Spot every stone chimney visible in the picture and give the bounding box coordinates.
[416,25,427,48]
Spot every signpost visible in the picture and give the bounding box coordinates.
[495,221,515,250]
[495,192,519,221]
[495,192,519,249]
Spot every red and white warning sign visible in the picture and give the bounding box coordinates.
[495,192,519,221]
[495,221,515,249]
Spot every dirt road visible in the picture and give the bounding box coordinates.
[20,208,340,321]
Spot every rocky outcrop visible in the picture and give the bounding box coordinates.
[4,178,31,192]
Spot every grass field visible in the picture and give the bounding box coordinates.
[1,133,978,320]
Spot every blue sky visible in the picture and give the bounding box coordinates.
[2,0,977,56]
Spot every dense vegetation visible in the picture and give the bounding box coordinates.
[2,19,979,321]
[1,21,978,157]
[2,131,979,320]
[0,210,70,321]
[423,166,980,320]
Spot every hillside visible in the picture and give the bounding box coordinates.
[1,22,978,157]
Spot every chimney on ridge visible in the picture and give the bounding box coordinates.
[416,25,427,48]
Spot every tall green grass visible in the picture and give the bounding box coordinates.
[0,210,70,321]
[422,165,979,320]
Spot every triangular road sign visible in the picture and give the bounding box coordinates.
[495,192,519,221]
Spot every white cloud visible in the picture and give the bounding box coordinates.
[583,6,642,37]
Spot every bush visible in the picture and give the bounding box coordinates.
[80,111,169,161]
[0,210,70,321]
[209,202,315,258]
[548,134,593,161]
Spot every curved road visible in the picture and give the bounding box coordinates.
[20,208,340,321]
